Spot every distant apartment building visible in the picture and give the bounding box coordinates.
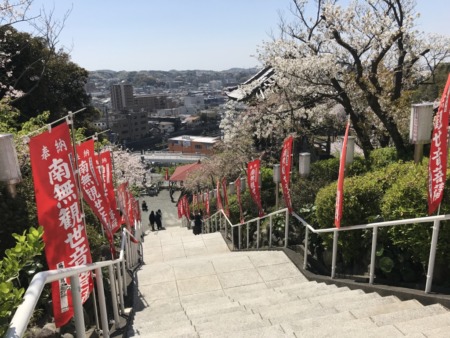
[168,135,219,155]
[110,82,174,113]
[133,94,174,112]
[111,82,134,111]
[184,96,205,109]
[113,111,149,142]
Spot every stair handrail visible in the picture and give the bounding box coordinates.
[203,207,450,294]
[203,208,289,250]
[293,212,450,294]
[6,224,143,338]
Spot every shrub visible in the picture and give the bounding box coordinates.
[381,160,450,283]
[369,147,399,170]
[0,226,44,337]
[314,162,413,273]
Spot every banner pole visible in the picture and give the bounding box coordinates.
[23,108,87,139]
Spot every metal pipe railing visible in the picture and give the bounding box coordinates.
[202,208,450,294]
[6,227,142,338]
[291,212,450,293]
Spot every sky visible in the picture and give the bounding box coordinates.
[22,0,450,72]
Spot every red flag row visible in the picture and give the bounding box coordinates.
[29,121,139,327]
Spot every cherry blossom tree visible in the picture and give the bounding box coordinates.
[0,0,70,102]
[255,0,450,158]
[183,136,256,192]
[110,146,147,189]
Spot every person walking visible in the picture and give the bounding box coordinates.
[149,211,155,231]
[155,209,163,230]
[193,211,203,235]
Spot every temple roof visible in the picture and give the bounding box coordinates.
[225,66,276,102]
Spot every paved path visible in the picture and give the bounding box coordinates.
[139,189,182,230]
[129,189,450,337]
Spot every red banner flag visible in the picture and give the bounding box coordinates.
[280,135,293,214]
[29,122,93,327]
[205,190,210,217]
[216,179,223,212]
[183,195,190,219]
[335,119,351,228]
[99,150,122,232]
[428,74,450,215]
[117,182,129,229]
[247,159,264,217]
[165,168,169,181]
[177,197,184,219]
[76,140,116,256]
[193,193,198,211]
[127,191,136,227]
[222,178,230,217]
[235,177,244,224]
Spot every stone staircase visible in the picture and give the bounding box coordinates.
[127,226,450,337]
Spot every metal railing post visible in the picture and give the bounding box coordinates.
[369,226,378,284]
[116,262,125,313]
[425,220,441,293]
[95,268,110,338]
[269,215,273,248]
[108,265,121,328]
[331,230,339,279]
[303,227,309,270]
[247,222,249,249]
[122,258,127,297]
[70,275,86,338]
[231,225,234,250]
[238,224,242,249]
[284,210,289,248]
[257,219,260,249]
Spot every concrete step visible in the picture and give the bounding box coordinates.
[181,295,232,310]
[273,280,320,292]
[180,290,226,305]
[195,313,271,334]
[133,311,189,330]
[133,309,186,322]
[322,324,406,338]
[223,282,269,296]
[185,301,244,318]
[130,324,197,338]
[350,299,423,318]
[279,284,343,299]
[306,288,364,304]
[262,303,338,322]
[265,276,311,288]
[394,311,450,335]
[133,315,192,333]
[279,310,356,332]
[227,288,282,301]
[237,293,299,308]
[333,294,400,312]
[318,291,380,308]
[191,307,255,325]
[132,225,450,337]
[420,324,450,338]
[286,317,376,337]
[371,303,448,327]
[133,301,183,317]
[201,324,294,338]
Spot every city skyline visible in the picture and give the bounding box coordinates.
[25,0,450,72]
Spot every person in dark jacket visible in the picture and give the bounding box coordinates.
[155,209,163,230]
[149,211,155,231]
[193,211,203,235]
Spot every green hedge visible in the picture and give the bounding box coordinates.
[314,161,413,272]
[381,160,450,283]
